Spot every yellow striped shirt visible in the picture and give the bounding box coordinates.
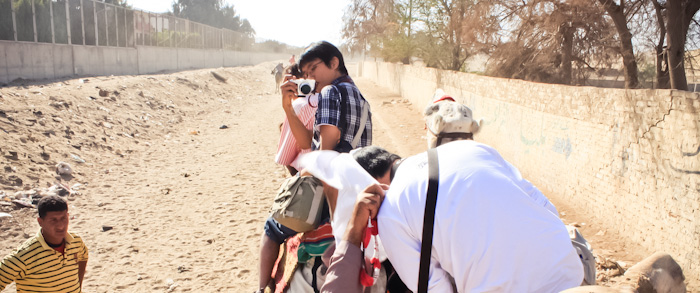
[0,230,88,292]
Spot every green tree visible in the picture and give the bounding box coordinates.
[171,0,254,37]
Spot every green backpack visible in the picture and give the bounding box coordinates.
[271,175,325,232]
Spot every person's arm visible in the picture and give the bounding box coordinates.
[78,260,87,287]
[322,184,387,293]
[318,125,341,151]
[285,109,314,150]
[281,78,314,150]
[0,254,23,290]
[76,237,89,288]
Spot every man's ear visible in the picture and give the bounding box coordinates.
[330,57,339,71]
[37,217,43,226]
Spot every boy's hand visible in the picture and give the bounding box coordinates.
[280,74,298,111]
[344,184,389,247]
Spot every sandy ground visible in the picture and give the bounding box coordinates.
[0,62,692,292]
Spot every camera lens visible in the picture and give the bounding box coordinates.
[299,83,312,95]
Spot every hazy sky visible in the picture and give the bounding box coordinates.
[124,0,349,47]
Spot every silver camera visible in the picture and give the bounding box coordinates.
[290,79,316,96]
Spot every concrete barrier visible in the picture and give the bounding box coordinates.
[73,46,138,77]
[358,61,700,285]
[0,40,288,84]
[136,46,178,74]
[53,45,73,78]
[177,48,205,70]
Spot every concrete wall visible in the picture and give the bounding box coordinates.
[359,61,700,283]
[0,41,289,83]
[136,46,179,74]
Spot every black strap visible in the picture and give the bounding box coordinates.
[418,148,439,293]
[436,132,473,147]
[311,255,323,293]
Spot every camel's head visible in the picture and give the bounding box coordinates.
[424,89,481,148]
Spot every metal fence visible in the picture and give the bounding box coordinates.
[0,0,254,50]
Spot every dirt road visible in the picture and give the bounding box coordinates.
[0,62,669,292]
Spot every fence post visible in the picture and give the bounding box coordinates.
[31,0,37,42]
[65,0,71,45]
[104,3,109,46]
[123,7,127,47]
[80,0,85,45]
[93,0,98,46]
[10,0,17,41]
[147,12,150,46]
[155,14,159,46]
[134,10,139,46]
[114,4,118,46]
[49,0,55,43]
[168,17,172,47]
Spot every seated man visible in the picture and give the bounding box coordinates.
[0,195,89,292]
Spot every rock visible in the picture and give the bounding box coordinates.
[12,200,34,209]
[0,212,12,218]
[98,89,109,97]
[55,162,73,176]
[48,184,71,197]
[5,151,18,160]
[219,125,228,129]
[620,252,686,293]
[1,175,24,186]
[211,71,227,82]
[101,225,114,232]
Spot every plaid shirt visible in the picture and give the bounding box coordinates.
[313,76,372,151]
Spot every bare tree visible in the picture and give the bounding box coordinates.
[342,0,396,57]
[487,0,617,85]
[650,0,670,88]
[665,0,700,90]
[597,0,643,88]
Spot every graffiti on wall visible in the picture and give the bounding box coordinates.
[552,137,573,159]
[671,145,700,175]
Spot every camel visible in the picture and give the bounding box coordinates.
[271,63,285,93]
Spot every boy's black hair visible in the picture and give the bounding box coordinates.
[353,146,401,179]
[299,41,349,76]
[38,195,68,218]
